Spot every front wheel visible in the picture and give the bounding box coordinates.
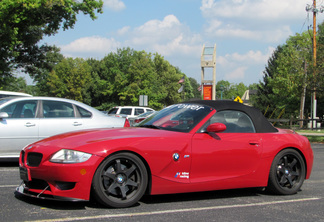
[92,152,148,208]
[267,149,306,195]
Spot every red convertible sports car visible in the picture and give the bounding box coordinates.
[16,100,314,208]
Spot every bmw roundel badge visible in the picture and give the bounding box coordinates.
[173,153,180,161]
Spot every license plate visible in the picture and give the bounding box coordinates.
[19,167,30,181]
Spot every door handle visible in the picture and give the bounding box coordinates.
[249,141,260,147]
[25,122,36,127]
[73,122,82,126]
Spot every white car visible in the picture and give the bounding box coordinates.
[0,97,128,160]
[107,106,155,118]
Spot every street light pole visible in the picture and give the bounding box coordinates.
[312,0,317,129]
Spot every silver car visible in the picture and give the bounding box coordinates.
[0,96,127,160]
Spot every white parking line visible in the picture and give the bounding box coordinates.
[0,185,18,188]
[28,197,321,222]
[0,168,18,172]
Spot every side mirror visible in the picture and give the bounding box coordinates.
[206,122,226,133]
[0,112,9,119]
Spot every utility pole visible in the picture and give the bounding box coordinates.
[306,0,324,129]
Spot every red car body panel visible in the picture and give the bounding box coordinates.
[17,101,314,203]
[19,126,313,200]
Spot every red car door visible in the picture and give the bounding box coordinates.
[190,110,263,189]
[191,132,262,186]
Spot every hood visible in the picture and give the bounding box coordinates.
[30,127,188,153]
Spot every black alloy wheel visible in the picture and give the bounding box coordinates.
[92,152,148,208]
[267,149,306,195]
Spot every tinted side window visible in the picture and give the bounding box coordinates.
[43,101,74,118]
[108,108,118,114]
[120,108,132,115]
[77,106,92,118]
[135,108,144,115]
[205,110,255,133]
[0,100,37,118]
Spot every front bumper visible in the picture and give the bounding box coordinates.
[15,182,85,202]
[18,149,104,201]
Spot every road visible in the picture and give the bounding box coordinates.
[1,144,323,222]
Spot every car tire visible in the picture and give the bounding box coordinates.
[92,152,148,208]
[267,149,306,195]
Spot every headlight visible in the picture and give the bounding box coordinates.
[50,149,92,163]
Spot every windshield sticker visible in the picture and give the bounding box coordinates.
[170,104,205,111]
[175,172,190,179]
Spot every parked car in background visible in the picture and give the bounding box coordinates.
[108,106,155,118]
[128,111,157,126]
[16,100,313,208]
[0,90,32,99]
[0,97,129,161]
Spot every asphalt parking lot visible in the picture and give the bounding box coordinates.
[1,143,323,222]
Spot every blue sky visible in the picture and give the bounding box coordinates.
[39,0,324,86]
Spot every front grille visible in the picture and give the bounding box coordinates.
[27,152,43,167]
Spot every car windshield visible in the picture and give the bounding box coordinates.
[137,103,214,132]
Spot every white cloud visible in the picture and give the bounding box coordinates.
[201,0,303,43]
[216,47,275,83]
[130,15,182,45]
[122,15,202,57]
[103,0,126,11]
[60,36,121,57]
[201,0,306,21]
[225,67,247,81]
[206,24,292,42]
[218,47,274,66]
[117,26,130,36]
[152,34,201,56]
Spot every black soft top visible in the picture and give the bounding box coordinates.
[183,100,278,133]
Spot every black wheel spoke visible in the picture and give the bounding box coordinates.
[115,159,122,173]
[103,172,115,180]
[291,171,299,177]
[125,164,137,177]
[126,179,138,188]
[279,175,287,185]
[283,156,288,167]
[107,182,118,194]
[290,158,297,168]
[119,186,127,199]
[287,175,294,186]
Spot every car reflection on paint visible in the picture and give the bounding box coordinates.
[128,111,157,126]
[16,100,313,208]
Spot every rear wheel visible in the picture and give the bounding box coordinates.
[267,149,305,195]
[92,153,148,208]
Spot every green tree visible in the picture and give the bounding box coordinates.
[152,54,182,108]
[86,48,186,110]
[188,77,201,99]
[1,76,28,92]
[254,32,312,119]
[0,0,103,85]
[47,58,91,101]
[216,80,247,100]
[29,45,64,95]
